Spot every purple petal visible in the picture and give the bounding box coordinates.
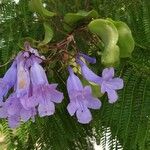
[78,53,96,64]
[67,67,83,94]
[0,101,3,106]
[106,88,118,103]
[25,55,43,68]
[76,107,92,124]
[0,81,9,101]
[32,84,63,107]
[38,101,55,117]
[48,83,58,89]
[84,86,101,109]
[86,97,101,109]
[84,86,92,94]
[8,115,20,128]
[5,97,22,116]
[24,42,42,58]
[67,102,78,116]
[16,60,30,97]
[49,84,64,103]
[7,103,21,116]
[107,78,123,90]
[0,61,17,99]
[20,96,39,109]
[2,61,17,87]
[101,82,107,93]
[30,62,48,85]
[24,42,44,65]
[67,90,79,102]
[0,107,7,118]
[20,108,31,122]
[102,67,114,80]
[20,107,36,122]
[49,88,64,103]
[78,60,102,84]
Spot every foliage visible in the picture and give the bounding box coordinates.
[0,0,150,150]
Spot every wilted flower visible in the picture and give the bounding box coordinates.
[77,59,123,103]
[67,66,101,124]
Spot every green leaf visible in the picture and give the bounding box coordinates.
[107,19,135,58]
[64,10,98,31]
[38,23,53,47]
[29,0,56,17]
[88,19,119,66]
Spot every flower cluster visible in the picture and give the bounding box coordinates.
[0,43,123,128]
[0,44,63,128]
[66,54,123,123]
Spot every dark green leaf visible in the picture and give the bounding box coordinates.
[64,10,98,31]
[29,0,56,17]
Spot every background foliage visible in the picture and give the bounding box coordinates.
[0,0,150,150]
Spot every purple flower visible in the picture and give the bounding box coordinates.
[21,61,64,117]
[0,42,64,128]
[76,59,101,83]
[0,94,36,128]
[20,106,36,123]
[8,115,20,128]
[0,61,17,101]
[78,60,123,103]
[101,68,123,103]
[3,95,23,128]
[0,102,7,119]
[24,42,44,67]
[16,58,30,97]
[67,67,101,124]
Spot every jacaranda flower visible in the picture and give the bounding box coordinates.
[21,61,64,117]
[0,61,17,101]
[0,93,36,128]
[67,66,101,124]
[0,43,64,128]
[77,59,123,103]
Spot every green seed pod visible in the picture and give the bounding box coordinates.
[107,19,135,58]
[88,19,119,66]
[101,45,120,66]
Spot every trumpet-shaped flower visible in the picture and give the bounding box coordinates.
[16,58,30,98]
[0,42,66,128]
[77,59,123,103]
[67,67,101,124]
[0,93,36,128]
[0,61,17,101]
[21,61,64,117]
